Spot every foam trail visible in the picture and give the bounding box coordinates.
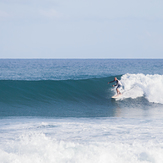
[120,74,163,104]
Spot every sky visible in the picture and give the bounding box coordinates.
[0,0,163,59]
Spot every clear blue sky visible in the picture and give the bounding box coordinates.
[0,0,163,58]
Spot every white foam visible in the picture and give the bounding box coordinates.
[120,73,163,104]
[1,136,163,163]
[1,118,163,163]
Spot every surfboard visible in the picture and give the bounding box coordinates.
[111,94,122,99]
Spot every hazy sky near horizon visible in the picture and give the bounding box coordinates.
[0,0,163,58]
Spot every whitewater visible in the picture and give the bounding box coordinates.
[0,59,163,163]
[118,73,163,104]
[1,118,163,163]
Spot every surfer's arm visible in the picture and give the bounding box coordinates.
[108,80,114,84]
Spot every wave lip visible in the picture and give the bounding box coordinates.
[121,73,163,104]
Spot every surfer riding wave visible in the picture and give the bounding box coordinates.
[108,77,122,95]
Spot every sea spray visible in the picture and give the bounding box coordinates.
[121,74,163,104]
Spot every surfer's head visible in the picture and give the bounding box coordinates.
[114,77,117,81]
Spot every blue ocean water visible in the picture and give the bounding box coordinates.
[0,59,163,163]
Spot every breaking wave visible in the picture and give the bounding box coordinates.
[0,74,163,117]
[120,74,163,104]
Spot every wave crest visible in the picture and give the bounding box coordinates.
[121,74,163,104]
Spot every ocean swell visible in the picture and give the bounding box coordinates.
[0,74,163,117]
[0,77,110,104]
[0,77,111,117]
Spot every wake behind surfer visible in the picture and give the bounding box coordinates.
[108,77,122,95]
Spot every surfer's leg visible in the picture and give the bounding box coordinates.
[116,86,121,94]
[116,88,121,94]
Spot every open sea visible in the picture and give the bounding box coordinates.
[0,59,163,163]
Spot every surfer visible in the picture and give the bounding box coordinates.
[108,77,122,95]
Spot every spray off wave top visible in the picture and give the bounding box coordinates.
[120,74,163,104]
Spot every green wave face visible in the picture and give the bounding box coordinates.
[0,75,161,117]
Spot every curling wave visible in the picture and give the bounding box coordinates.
[120,74,163,104]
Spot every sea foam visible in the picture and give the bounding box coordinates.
[0,118,163,163]
[120,74,163,104]
[1,136,162,163]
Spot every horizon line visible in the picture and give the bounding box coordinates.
[0,58,163,60]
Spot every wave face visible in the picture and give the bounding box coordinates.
[121,74,163,104]
[0,77,111,117]
[0,77,109,103]
[0,74,163,117]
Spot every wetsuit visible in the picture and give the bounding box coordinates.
[114,80,122,89]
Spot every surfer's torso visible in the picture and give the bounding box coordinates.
[115,80,122,87]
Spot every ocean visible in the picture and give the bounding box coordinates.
[0,59,163,163]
